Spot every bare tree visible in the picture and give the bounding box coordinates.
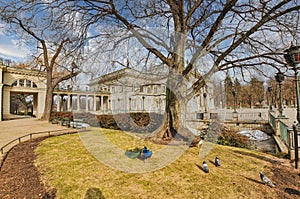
[2,1,300,144]
[55,0,299,144]
[0,1,84,121]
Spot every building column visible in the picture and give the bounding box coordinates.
[85,95,89,112]
[93,95,97,112]
[101,96,104,112]
[67,94,72,111]
[33,93,38,117]
[77,94,80,112]
[56,94,61,112]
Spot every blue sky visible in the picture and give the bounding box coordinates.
[0,25,29,62]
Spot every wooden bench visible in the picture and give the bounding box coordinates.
[71,119,84,128]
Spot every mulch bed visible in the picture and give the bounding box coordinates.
[0,137,56,199]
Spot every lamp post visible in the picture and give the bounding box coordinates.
[203,93,207,113]
[275,72,285,117]
[267,86,274,112]
[293,121,299,169]
[129,97,131,111]
[232,89,237,113]
[142,96,145,111]
[284,44,300,169]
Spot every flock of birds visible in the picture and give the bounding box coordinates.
[202,157,276,188]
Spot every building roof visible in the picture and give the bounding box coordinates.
[1,64,47,77]
[88,67,168,87]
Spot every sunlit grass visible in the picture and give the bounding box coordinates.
[35,127,278,198]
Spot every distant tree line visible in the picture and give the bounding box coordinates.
[214,75,298,109]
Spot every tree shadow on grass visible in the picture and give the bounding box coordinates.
[84,187,105,199]
[232,150,278,164]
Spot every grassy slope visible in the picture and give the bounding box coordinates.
[35,128,292,199]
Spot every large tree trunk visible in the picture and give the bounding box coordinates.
[150,83,195,145]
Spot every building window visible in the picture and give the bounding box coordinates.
[19,79,24,87]
[140,86,143,92]
[154,86,157,94]
[12,79,38,88]
[26,80,31,87]
[111,86,115,93]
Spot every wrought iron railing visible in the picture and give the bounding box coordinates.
[0,129,77,155]
[279,120,289,145]
[269,113,276,128]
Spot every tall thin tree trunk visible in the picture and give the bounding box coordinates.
[41,73,53,121]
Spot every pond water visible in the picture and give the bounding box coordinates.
[238,130,276,153]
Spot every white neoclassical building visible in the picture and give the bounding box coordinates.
[0,59,214,120]
[88,67,215,118]
[88,67,167,114]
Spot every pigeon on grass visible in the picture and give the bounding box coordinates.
[259,172,275,188]
[202,161,209,173]
[215,157,220,167]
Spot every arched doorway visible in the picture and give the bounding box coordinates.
[0,65,47,120]
[10,92,38,117]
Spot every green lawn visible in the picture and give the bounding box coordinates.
[35,127,279,198]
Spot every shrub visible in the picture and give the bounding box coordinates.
[97,114,120,129]
[217,130,250,149]
[97,113,163,133]
[50,112,73,121]
[51,112,164,133]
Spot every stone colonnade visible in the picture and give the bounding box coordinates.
[53,91,111,113]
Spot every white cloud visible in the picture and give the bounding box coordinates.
[0,43,29,59]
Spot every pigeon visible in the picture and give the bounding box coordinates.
[259,172,275,188]
[215,157,221,167]
[202,161,209,173]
